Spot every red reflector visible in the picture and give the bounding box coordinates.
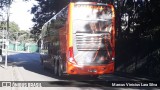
[71,70,74,73]
[69,47,73,57]
[68,47,77,64]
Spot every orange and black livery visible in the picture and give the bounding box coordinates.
[40,1,115,77]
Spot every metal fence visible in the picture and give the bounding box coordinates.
[8,42,38,53]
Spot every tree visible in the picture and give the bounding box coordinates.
[0,0,28,8]
[0,21,20,32]
[0,0,13,11]
[9,21,20,32]
[30,0,69,34]
[8,30,32,43]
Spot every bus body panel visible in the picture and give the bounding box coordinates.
[67,61,114,75]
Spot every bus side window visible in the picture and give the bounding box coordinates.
[48,42,53,56]
[55,6,68,29]
[47,23,51,36]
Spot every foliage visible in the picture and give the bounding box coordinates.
[116,0,160,39]
[0,0,13,9]
[30,0,69,34]
[8,30,32,43]
[115,0,160,79]
[0,0,29,8]
[0,21,20,32]
[9,21,20,32]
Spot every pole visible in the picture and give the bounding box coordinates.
[2,29,4,49]
[5,0,11,68]
[15,32,18,51]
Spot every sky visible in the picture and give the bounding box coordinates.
[10,0,37,31]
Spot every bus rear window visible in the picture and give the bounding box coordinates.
[73,4,112,34]
[73,4,112,20]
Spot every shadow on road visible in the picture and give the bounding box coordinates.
[1,53,159,89]
[2,53,101,81]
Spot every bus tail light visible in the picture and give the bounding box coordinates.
[68,47,77,64]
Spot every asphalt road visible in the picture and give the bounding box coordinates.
[2,52,159,90]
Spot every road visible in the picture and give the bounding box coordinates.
[0,51,159,90]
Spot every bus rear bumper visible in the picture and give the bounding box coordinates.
[66,62,114,75]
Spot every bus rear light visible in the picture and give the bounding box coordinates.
[69,47,73,57]
[68,47,77,64]
[71,70,74,73]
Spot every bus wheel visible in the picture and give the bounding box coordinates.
[54,60,58,76]
[58,61,63,77]
[41,58,47,70]
[40,56,43,65]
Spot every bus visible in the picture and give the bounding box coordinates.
[40,1,115,77]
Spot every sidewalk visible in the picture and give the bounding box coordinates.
[0,64,13,90]
[0,51,17,81]
[0,64,13,81]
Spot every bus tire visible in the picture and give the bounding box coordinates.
[54,60,58,76]
[40,55,43,65]
[42,61,47,70]
[58,61,63,77]
[41,56,47,70]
